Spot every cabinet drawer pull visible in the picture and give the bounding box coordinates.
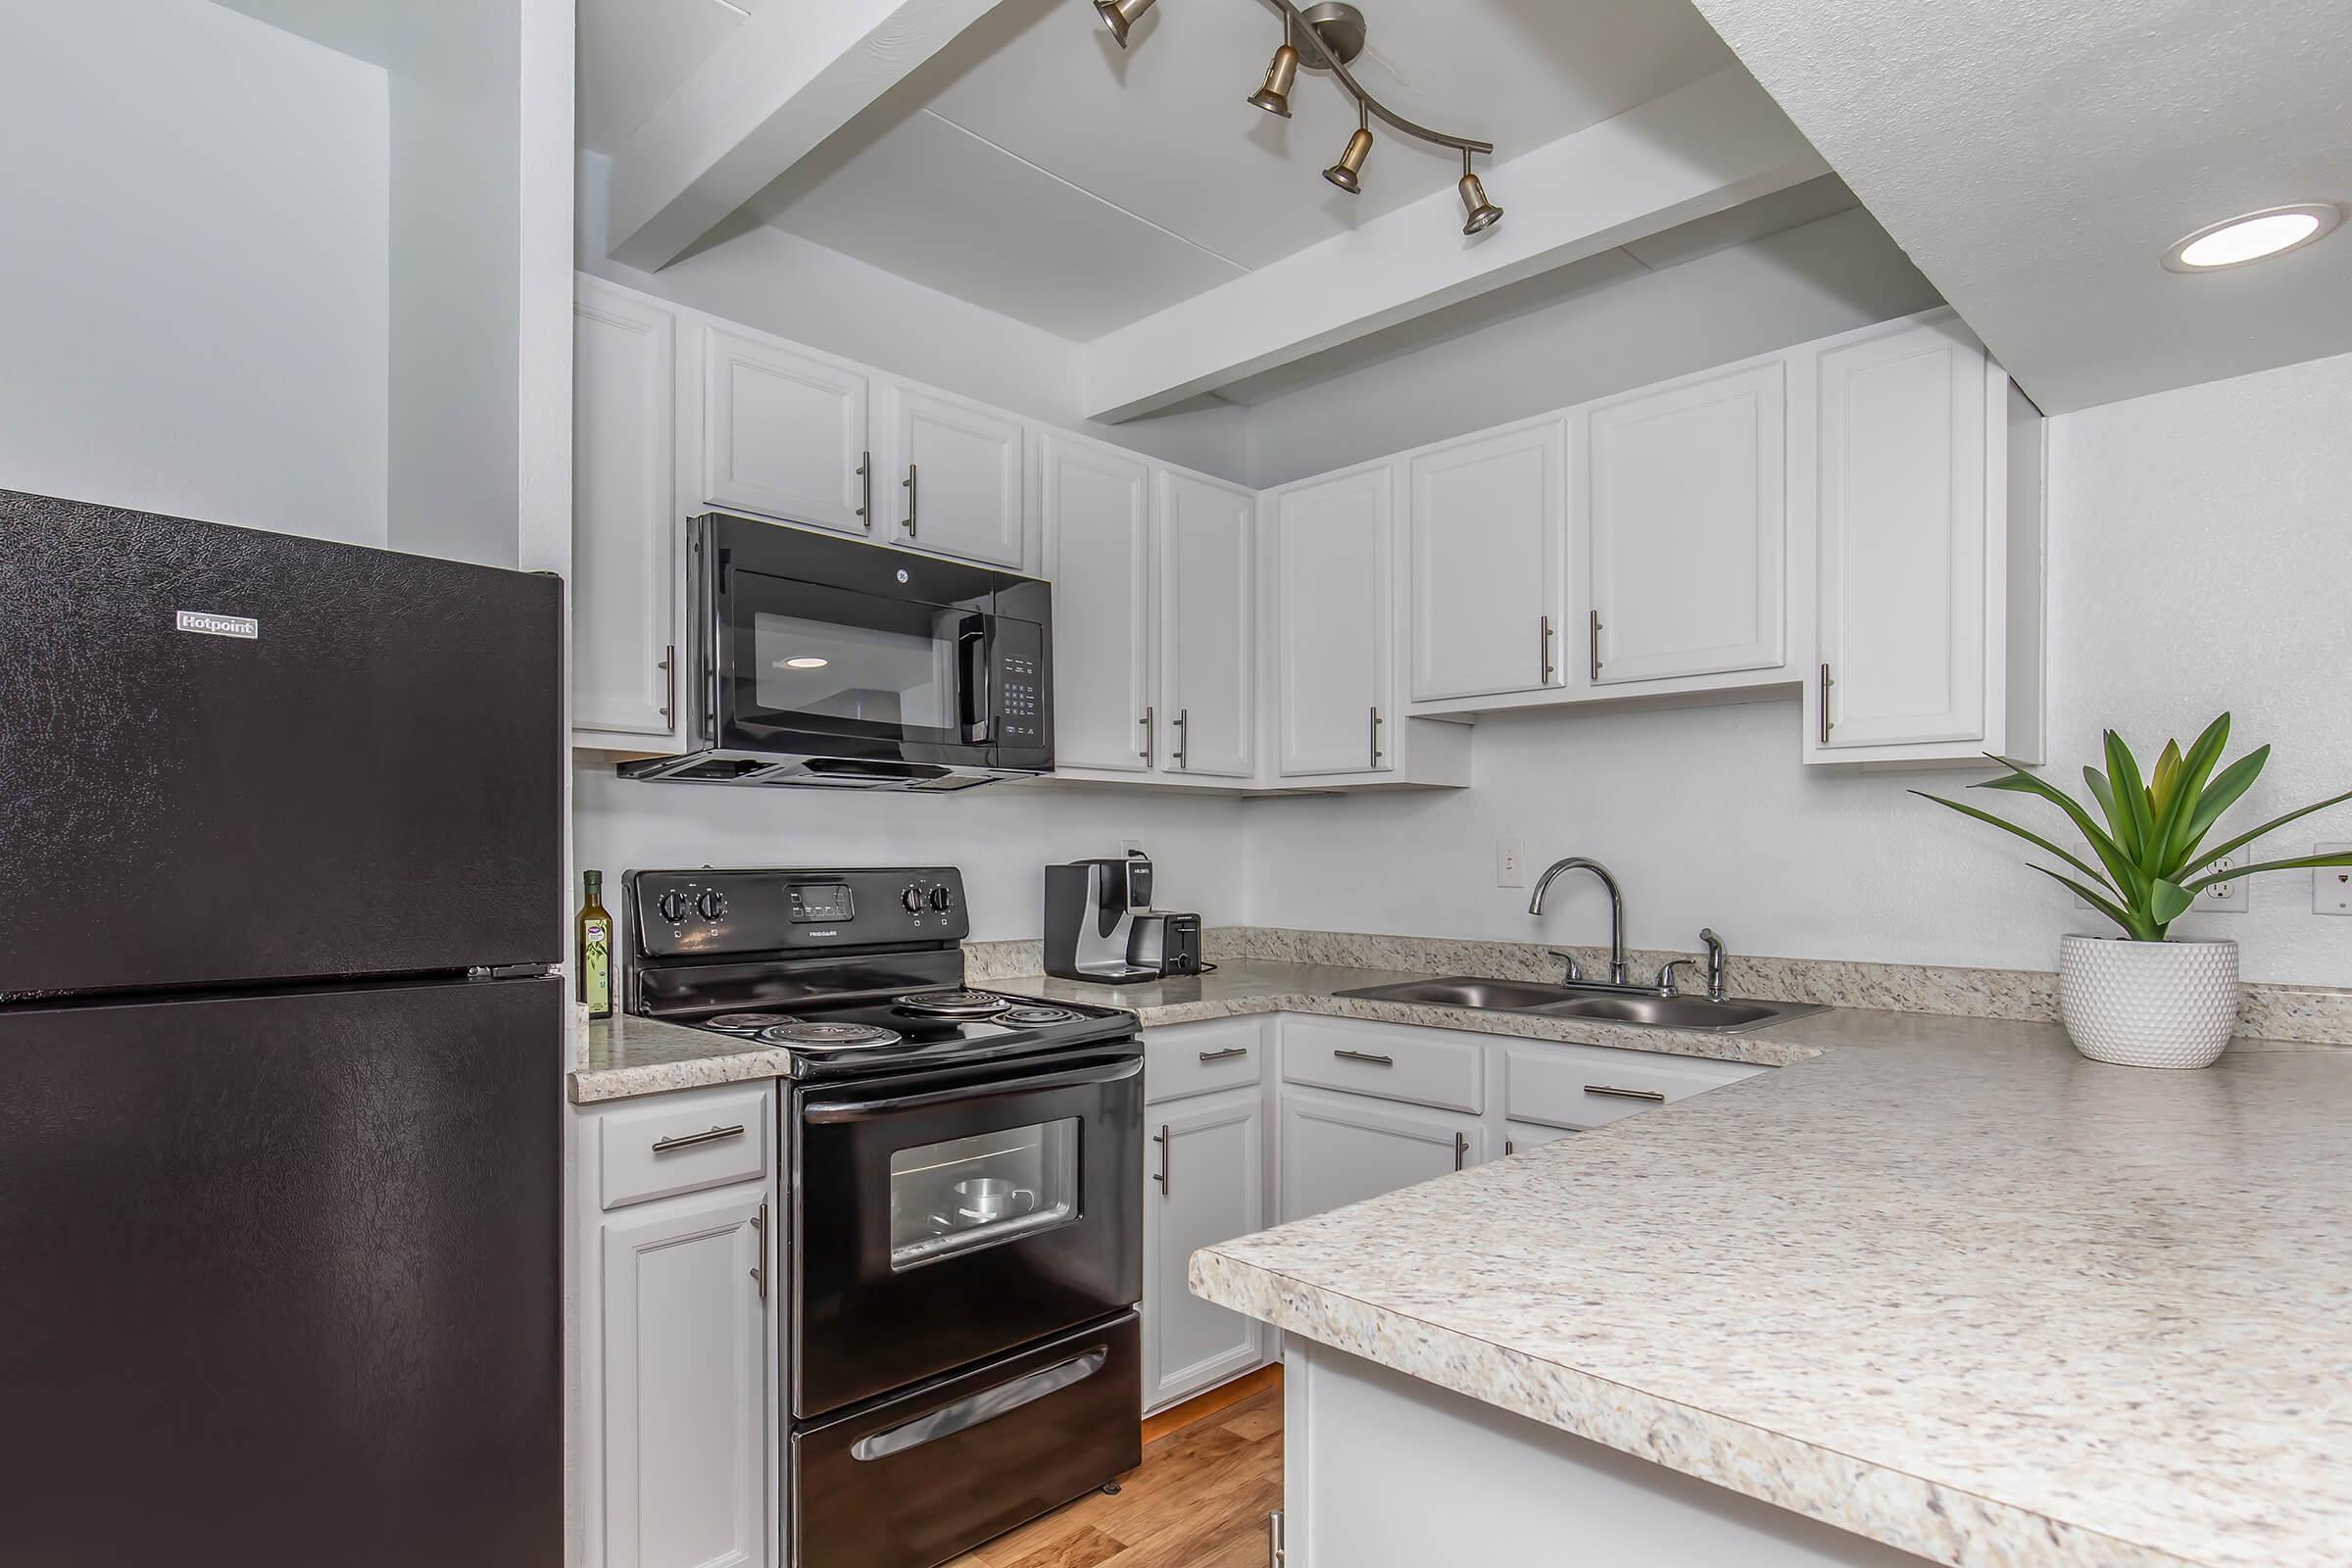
[658,644,675,727]
[1152,1123,1171,1196]
[856,450,872,528]
[1540,613,1556,683]
[1140,705,1154,765]
[1197,1047,1250,1063]
[1333,1049,1394,1067]
[1173,708,1190,770]
[651,1123,747,1153]
[903,462,918,537]
[1589,609,1603,680]
[1368,706,1384,768]
[751,1200,768,1301]
[1453,1131,1469,1170]
[1504,1140,1515,1156]
[1818,662,1836,744]
[1584,1083,1666,1102]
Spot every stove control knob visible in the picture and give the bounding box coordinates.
[696,889,727,921]
[901,885,926,914]
[657,890,689,923]
[927,886,956,913]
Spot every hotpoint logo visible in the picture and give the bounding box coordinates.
[174,611,260,639]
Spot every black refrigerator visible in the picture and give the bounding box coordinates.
[0,490,564,1566]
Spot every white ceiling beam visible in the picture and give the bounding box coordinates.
[605,0,1010,271]
[1079,68,1832,422]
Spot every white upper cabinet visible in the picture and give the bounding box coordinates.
[1273,465,1396,778]
[702,323,872,536]
[572,277,683,747]
[1407,421,1565,702]
[1157,470,1257,779]
[1582,360,1788,688]
[879,382,1026,568]
[1041,433,1153,773]
[1801,311,2043,763]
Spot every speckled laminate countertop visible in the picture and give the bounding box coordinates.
[1190,1009,2352,1568]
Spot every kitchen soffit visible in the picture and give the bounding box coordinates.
[578,0,770,156]
[634,0,1740,339]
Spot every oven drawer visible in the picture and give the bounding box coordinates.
[598,1083,773,1210]
[794,1312,1142,1568]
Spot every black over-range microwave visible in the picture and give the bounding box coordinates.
[619,514,1053,790]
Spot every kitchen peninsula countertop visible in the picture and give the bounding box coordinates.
[1189,1008,2352,1568]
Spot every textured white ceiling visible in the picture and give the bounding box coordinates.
[582,0,1740,339]
[1689,0,2352,412]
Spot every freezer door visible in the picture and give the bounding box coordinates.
[0,490,562,996]
[0,976,563,1568]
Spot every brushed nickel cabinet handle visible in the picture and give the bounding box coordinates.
[903,462,918,537]
[1152,1123,1171,1196]
[1333,1049,1394,1067]
[856,450,872,528]
[1453,1131,1470,1170]
[1819,662,1836,744]
[1198,1047,1250,1063]
[651,1123,746,1153]
[1368,706,1384,768]
[1541,613,1556,683]
[1140,705,1154,765]
[750,1200,768,1301]
[1173,709,1190,770]
[1589,609,1603,680]
[1585,1083,1666,1102]
[658,644,675,727]
[1504,1140,1515,1156]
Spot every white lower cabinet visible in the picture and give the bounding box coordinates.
[579,1081,778,1568]
[1278,1086,1486,1226]
[1144,1088,1270,1411]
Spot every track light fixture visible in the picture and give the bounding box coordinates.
[1247,38,1300,118]
[1089,0,1502,233]
[1324,103,1373,194]
[1093,0,1156,48]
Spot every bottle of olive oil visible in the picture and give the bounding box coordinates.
[577,870,612,1020]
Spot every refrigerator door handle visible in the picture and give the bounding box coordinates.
[850,1348,1109,1462]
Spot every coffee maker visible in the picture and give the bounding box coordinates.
[1043,849,1202,984]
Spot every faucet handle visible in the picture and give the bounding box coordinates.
[1545,950,1583,984]
[1653,957,1696,997]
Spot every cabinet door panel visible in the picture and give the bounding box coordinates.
[884,385,1025,567]
[1409,424,1564,701]
[601,1185,768,1568]
[1043,435,1153,772]
[1587,361,1786,686]
[573,281,680,740]
[1275,466,1395,777]
[1278,1089,1480,1224]
[1144,1092,1267,1409]
[1815,320,1987,748]
[704,324,870,534]
[1157,471,1256,778]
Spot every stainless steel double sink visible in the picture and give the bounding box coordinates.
[1333,976,1827,1034]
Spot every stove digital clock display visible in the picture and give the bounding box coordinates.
[788,883,855,923]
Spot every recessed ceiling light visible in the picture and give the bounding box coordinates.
[779,656,829,670]
[2162,203,2342,272]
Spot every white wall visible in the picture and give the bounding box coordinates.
[1246,348,2352,987]
[1243,206,1939,488]
[576,151,1253,483]
[573,767,1245,943]
[0,0,390,544]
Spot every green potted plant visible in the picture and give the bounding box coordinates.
[1917,713,2352,1068]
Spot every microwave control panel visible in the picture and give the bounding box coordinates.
[994,616,1046,751]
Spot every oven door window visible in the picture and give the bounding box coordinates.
[890,1119,1079,1268]
[726,571,984,747]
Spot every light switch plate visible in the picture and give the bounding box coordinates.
[2316,843,2352,915]
[1496,839,1525,888]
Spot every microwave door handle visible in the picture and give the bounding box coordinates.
[958,624,994,745]
[803,1056,1142,1124]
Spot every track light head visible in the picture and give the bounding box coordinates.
[1324,107,1372,194]
[1247,42,1299,117]
[1457,169,1503,234]
[1094,0,1156,49]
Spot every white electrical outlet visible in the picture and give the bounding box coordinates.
[2197,854,2248,912]
[1496,839,1525,888]
[2316,843,2352,915]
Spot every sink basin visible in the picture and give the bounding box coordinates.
[1334,976,1826,1034]
[1337,977,1592,1010]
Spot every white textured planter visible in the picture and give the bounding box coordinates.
[2057,934,2240,1069]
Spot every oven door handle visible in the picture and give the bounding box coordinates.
[958,622,994,746]
[850,1347,1109,1462]
[803,1055,1142,1124]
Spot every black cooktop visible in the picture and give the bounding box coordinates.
[686,987,1138,1081]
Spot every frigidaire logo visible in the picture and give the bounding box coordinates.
[174,611,260,639]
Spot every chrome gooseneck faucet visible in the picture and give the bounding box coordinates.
[1527,857,1628,985]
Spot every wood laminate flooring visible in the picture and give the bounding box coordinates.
[948,1381,1283,1568]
